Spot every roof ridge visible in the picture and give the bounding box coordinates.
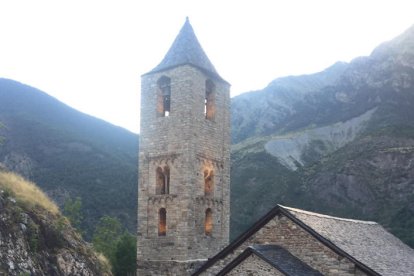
[278,205,378,224]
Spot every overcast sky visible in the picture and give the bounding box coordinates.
[0,0,413,133]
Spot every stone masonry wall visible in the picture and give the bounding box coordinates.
[137,260,204,276]
[226,254,283,276]
[201,214,368,276]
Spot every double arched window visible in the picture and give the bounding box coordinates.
[156,166,170,194]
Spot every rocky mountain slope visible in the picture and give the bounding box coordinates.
[0,79,138,237]
[230,24,414,247]
[0,169,111,275]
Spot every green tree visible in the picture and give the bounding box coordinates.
[63,197,83,230]
[92,216,122,262]
[92,216,137,275]
[112,232,137,276]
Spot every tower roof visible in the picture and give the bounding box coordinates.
[146,18,227,82]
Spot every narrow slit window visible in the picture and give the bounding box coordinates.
[157,76,171,117]
[205,79,215,120]
[205,208,213,236]
[159,208,167,236]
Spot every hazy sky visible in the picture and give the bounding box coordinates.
[0,0,413,133]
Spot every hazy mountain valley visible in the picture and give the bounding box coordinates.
[0,23,414,274]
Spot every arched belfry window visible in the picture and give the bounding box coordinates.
[159,208,167,236]
[156,166,170,194]
[205,208,213,236]
[157,76,171,117]
[205,79,215,120]
[204,169,214,196]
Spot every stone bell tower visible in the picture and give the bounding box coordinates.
[137,18,231,275]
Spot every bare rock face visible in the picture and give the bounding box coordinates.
[264,108,376,170]
[1,152,35,179]
[0,190,111,276]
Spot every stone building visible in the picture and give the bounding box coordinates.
[193,205,414,275]
[137,18,231,275]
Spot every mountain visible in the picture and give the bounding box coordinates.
[0,169,112,275]
[0,79,138,237]
[230,24,414,247]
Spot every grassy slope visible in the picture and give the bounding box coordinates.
[0,170,59,214]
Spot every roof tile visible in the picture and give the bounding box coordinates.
[251,245,323,275]
[284,206,414,276]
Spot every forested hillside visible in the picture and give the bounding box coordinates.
[0,79,138,237]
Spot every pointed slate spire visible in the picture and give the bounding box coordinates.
[147,18,226,82]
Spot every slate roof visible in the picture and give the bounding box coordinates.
[284,206,414,276]
[217,245,323,276]
[193,205,414,276]
[145,18,227,83]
